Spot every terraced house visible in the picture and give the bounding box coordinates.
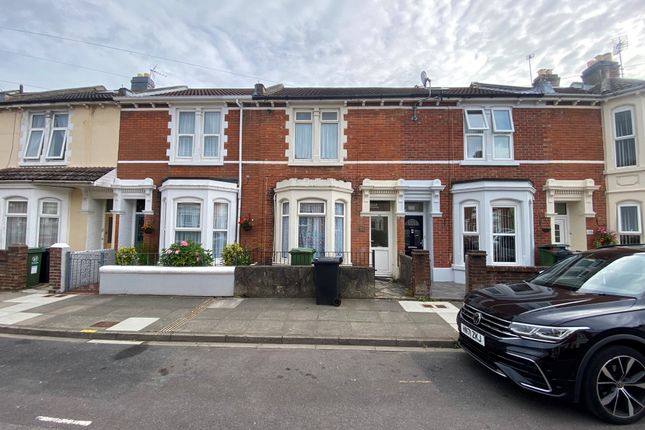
[0,86,119,252]
[113,72,606,284]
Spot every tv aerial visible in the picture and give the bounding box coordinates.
[612,35,628,78]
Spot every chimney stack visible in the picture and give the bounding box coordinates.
[253,83,266,96]
[581,53,620,86]
[130,73,155,92]
[533,68,561,90]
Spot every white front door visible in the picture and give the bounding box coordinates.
[553,216,569,246]
[370,214,391,276]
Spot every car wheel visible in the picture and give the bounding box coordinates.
[583,345,645,424]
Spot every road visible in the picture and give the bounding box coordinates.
[0,335,618,429]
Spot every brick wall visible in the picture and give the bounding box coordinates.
[0,244,28,290]
[116,105,605,272]
[411,250,431,297]
[465,250,543,293]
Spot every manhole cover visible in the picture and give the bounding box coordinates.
[91,321,119,328]
[421,304,435,308]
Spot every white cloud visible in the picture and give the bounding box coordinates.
[0,0,644,91]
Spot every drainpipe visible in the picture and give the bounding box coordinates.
[235,99,244,243]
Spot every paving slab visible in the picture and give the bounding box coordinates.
[0,290,459,348]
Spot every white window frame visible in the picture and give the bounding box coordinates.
[289,107,343,166]
[613,106,637,168]
[37,199,60,248]
[174,200,202,244]
[169,107,227,166]
[21,111,71,164]
[461,203,479,264]
[212,199,229,258]
[45,113,69,160]
[298,200,326,256]
[463,106,515,163]
[491,205,518,264]
[24,113,46,160]
[176,111,196,159]
[5,198,28,247]
[202,110,222,159]
[334,201,345,256]
[618,203,642,244]
[280,200,289,258]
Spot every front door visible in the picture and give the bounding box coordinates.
[405,215,423,256]
[553,216,569,246]
[370,215,391,276]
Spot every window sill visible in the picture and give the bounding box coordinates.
[459,160,519,167]
[168,159,224,166]
[19,160,69,167]
[288,160,344,167]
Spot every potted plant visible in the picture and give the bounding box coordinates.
[592,227,618,248]
[239,215,255,231]
[141,222,154,234]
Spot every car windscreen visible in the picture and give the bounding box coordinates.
[532,253,645,296]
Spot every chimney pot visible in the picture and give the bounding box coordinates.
[581,53,620,86]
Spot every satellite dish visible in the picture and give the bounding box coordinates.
[420,70,430,88]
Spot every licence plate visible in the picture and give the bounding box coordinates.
[460,323,485,346]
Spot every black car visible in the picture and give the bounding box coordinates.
[458,245,645,424]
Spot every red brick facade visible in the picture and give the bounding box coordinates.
[116,100,605,280]
[0,244,28,290]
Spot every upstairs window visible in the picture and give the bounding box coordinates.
[618,204,641,245]
[171,108,224,165]
[463,107,514,162]
[614,107,636,168]
[23,112,70,163]
[290,108,342,165]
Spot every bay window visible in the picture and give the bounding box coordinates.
[38,200,60,248]
[274,179,352,264]
[618,204,641,245]
[614,107,637,168]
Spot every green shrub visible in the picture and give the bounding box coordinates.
[116,247,140,266]
[159,240,213,267]
[221,243,251,266]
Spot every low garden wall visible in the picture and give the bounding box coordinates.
[398,254,412,288]
[0,244,28,290]
[234,265,375,298]
[99,266,235,296]
[466,250,544,293]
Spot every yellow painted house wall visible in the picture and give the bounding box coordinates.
[0,109,23,167]
[602,93,645,239]
[0,105,119,167]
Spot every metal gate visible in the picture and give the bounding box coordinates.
[65,249,115,291]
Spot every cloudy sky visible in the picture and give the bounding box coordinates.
[1,0,644,92]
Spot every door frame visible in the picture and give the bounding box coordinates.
[370,211,394,277]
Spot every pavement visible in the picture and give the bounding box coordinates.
[0,288,460,348]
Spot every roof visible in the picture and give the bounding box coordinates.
[0,167,114,183]
[593,78,645,95]
[0,86,116,106]
[255,87,432,100]
[149,88,254,97]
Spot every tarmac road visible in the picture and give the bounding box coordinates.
[0,335,620,429]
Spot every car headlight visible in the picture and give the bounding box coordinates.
[509,322,588,342]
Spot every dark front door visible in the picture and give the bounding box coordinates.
[405,216,423,256]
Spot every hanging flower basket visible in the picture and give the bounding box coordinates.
[239,215,255,231]
[142,223,154,234]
